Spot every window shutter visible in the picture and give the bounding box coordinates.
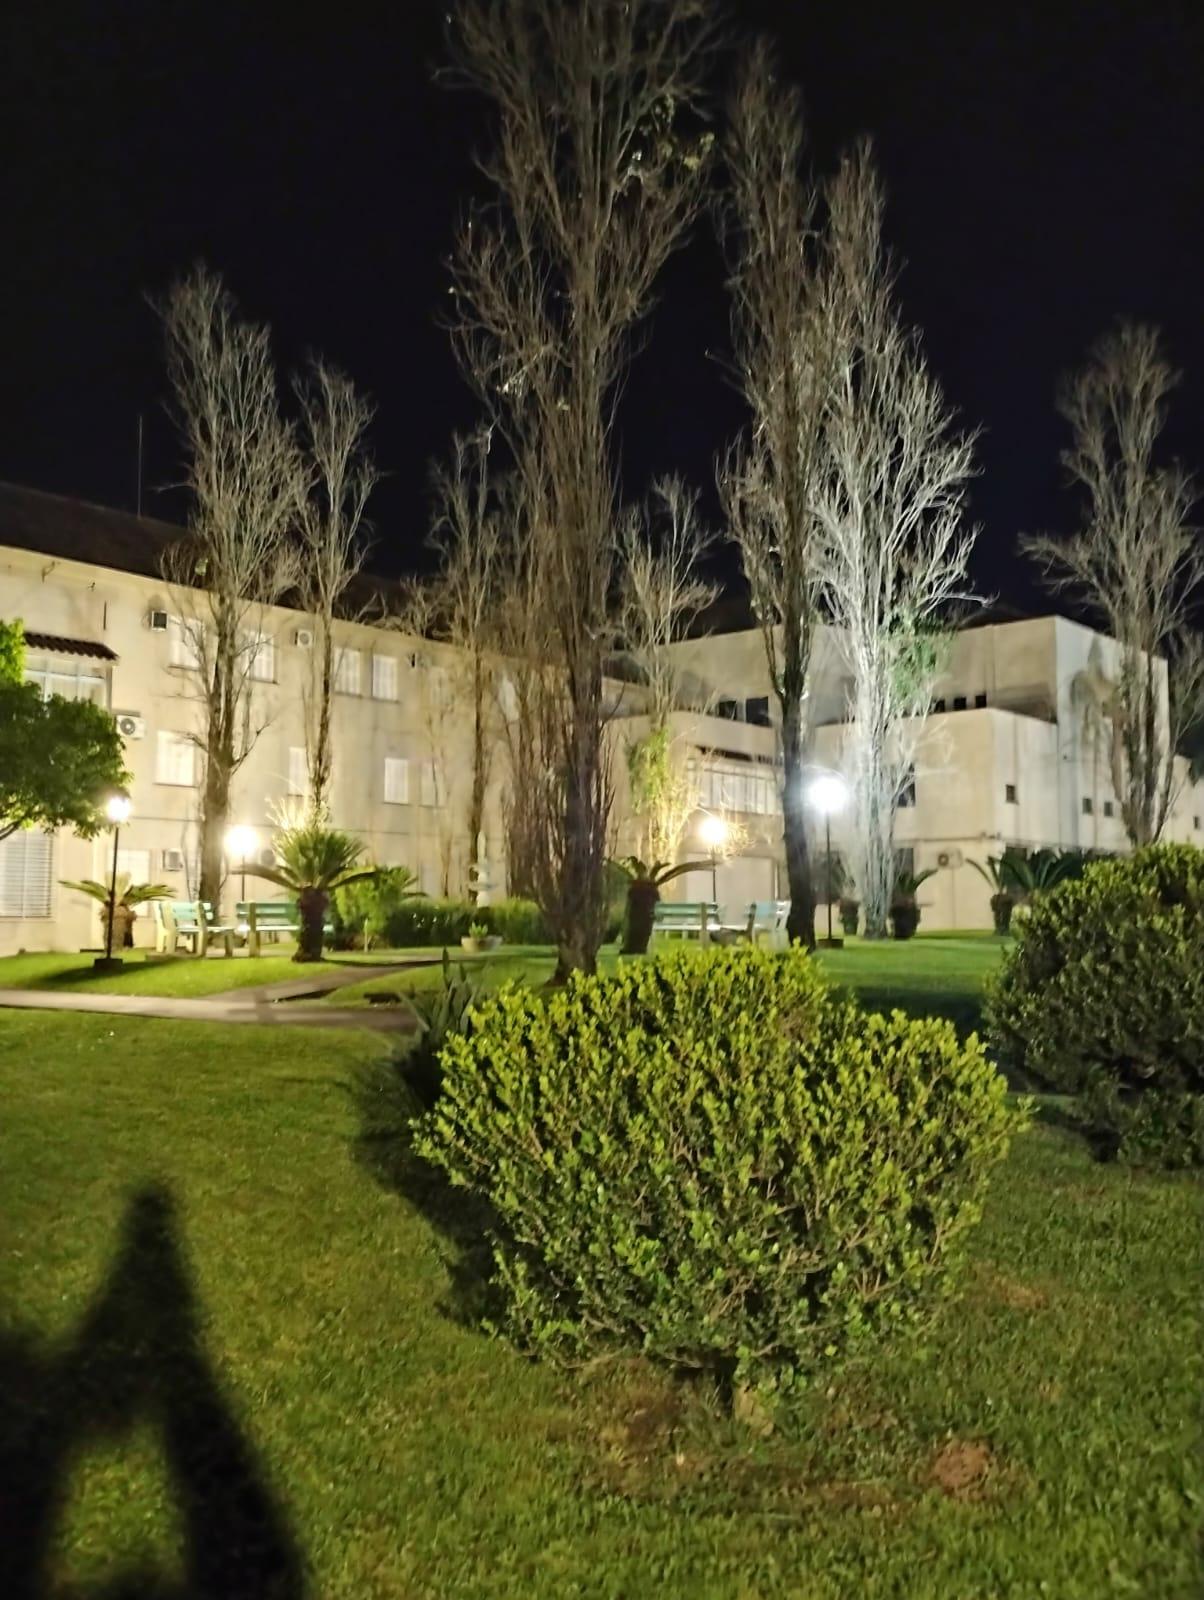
[384,757,409,804]
[288,747,309,798]
[0,831,54,917]
[372,655,398,701]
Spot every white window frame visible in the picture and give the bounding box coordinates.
[24,655,109,705]
[372,654,399,701]
[155,731,197,787]
[242,630,276,683]
[384,757,410,805]
[334,647,361,696]
[168,615,203,672]
[0,830,54,918]
[288,746,309,798]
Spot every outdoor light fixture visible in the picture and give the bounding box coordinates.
[807,772,848,948]
[97,794,132,970]
[225,824,258,903]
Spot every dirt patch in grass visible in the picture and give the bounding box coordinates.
[928,1437,998,1501]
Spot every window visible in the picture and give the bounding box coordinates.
[384,757,409,804]
[933,698,946,713]
[974,692,988,708]
[1082,796,1094,816]
[426,666,451,710]
[168,616,202,671]
[420,760,441,807]
[372,654,398,701]
[0,830,53,918]
[116,848,151,884]
[1194,816,1201,832]
[953,695,967,711]
[334,647,361,695]
[155,731,196,787]
[1005,783,1017,804]
[288,746,308,798]
[24,655,108,704]
[419,860,441,897]
[242,631,275,683]
[745,695,771,727]
[1103,800,1114,819]
[898,769,917,808]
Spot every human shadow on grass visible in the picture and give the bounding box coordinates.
[0,1186,306,1600]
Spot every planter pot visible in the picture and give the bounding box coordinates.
[461,936,487,953]
[482,934,502,951]
[101,906,137,951]
[838,899,860,937]
[890,901,920,940]
[989,892,1015,935]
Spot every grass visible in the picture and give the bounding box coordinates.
[2,1005,1200,1597]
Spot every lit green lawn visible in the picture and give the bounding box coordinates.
[1,1009,1198,1598]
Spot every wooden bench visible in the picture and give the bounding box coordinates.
[154,900,235,957]
[652,901,721,944]
[236,900,300,957]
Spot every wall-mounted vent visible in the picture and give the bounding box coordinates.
[294,628,314,649]
[161,848,185,873]
[115,713,146,739]
[148,610,170,632]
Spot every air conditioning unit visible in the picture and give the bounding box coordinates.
[294,628,315,649]
[116,713,146,740]
[162,848,185,873]
[937,848,964,870]
[148,610,170,632]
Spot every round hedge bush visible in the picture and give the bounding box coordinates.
[415,945,1018,1399]
[985,843,1204,1166]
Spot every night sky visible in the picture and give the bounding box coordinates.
[2,0,1201,613]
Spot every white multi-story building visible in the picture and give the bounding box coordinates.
[2,482,1201,951]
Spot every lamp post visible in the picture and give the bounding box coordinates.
[807,773,848,949]
[96,793,131,970]
[698,813,729,906]
[224,824,257,906]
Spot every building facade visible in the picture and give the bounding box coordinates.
[2,483,1201,953]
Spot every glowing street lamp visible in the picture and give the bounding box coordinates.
[99,793,131,968]
[698,813,729,905]
[225,824,258,904]
[807,772,848,948]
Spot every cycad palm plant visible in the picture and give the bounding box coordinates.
[60,874,170,948]
[253,821,379,961]
[612,856,699,956]
[969,855,1016,934]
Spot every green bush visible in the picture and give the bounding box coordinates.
[986,843,1204,1167]
[333,866,422,950]
[416,945,1018,1401]
[479,897,550,945]
[382,897,475,947]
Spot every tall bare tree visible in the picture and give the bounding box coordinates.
[720,41,832,949]
[160,267,302,906]
[813,143,978,937]
[444,0,717,975]
[296,360,379,819]
[426,429,505,898]
[1024,324,1203,844]
[620,475,716,865]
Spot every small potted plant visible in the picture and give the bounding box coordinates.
[838,896,860,936]
[969,855,1016,935]
[461,919,501,954]
[889,867,937,941]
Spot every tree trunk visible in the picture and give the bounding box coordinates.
[468,654,487,901]
[780,700,816,951]
[622,878,660,956]
[296,887,328,963]
[310,624,335,817]
[199,645,237,911]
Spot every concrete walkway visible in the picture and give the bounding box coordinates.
[0,987,414,1032]
[204,960,433,1006]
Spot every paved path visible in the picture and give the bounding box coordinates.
[204,960,432,1005]
[0,987,414,1032]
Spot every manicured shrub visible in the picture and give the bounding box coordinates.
[479,897,550,945]
[985,843,1204,1166]
[383,896,475,948]
[333,866,422,950]
[416,945,1019,1402]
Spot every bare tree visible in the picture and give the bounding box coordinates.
[426,429,506,899]
[720,41,833,949]
[295,360,379,819]
[813,143,978,937]
[1024,324,1203,845]
[620,475,716,865]
[159,267,303,907]
[444,0,718,975]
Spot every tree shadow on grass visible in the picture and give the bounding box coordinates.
[347,1050,499,1328]
[0,1186,306,1600]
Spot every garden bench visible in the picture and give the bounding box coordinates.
[745,899,790,948]
[236,900,301,957]
[154,900,235,957]
[652,901,721,944]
